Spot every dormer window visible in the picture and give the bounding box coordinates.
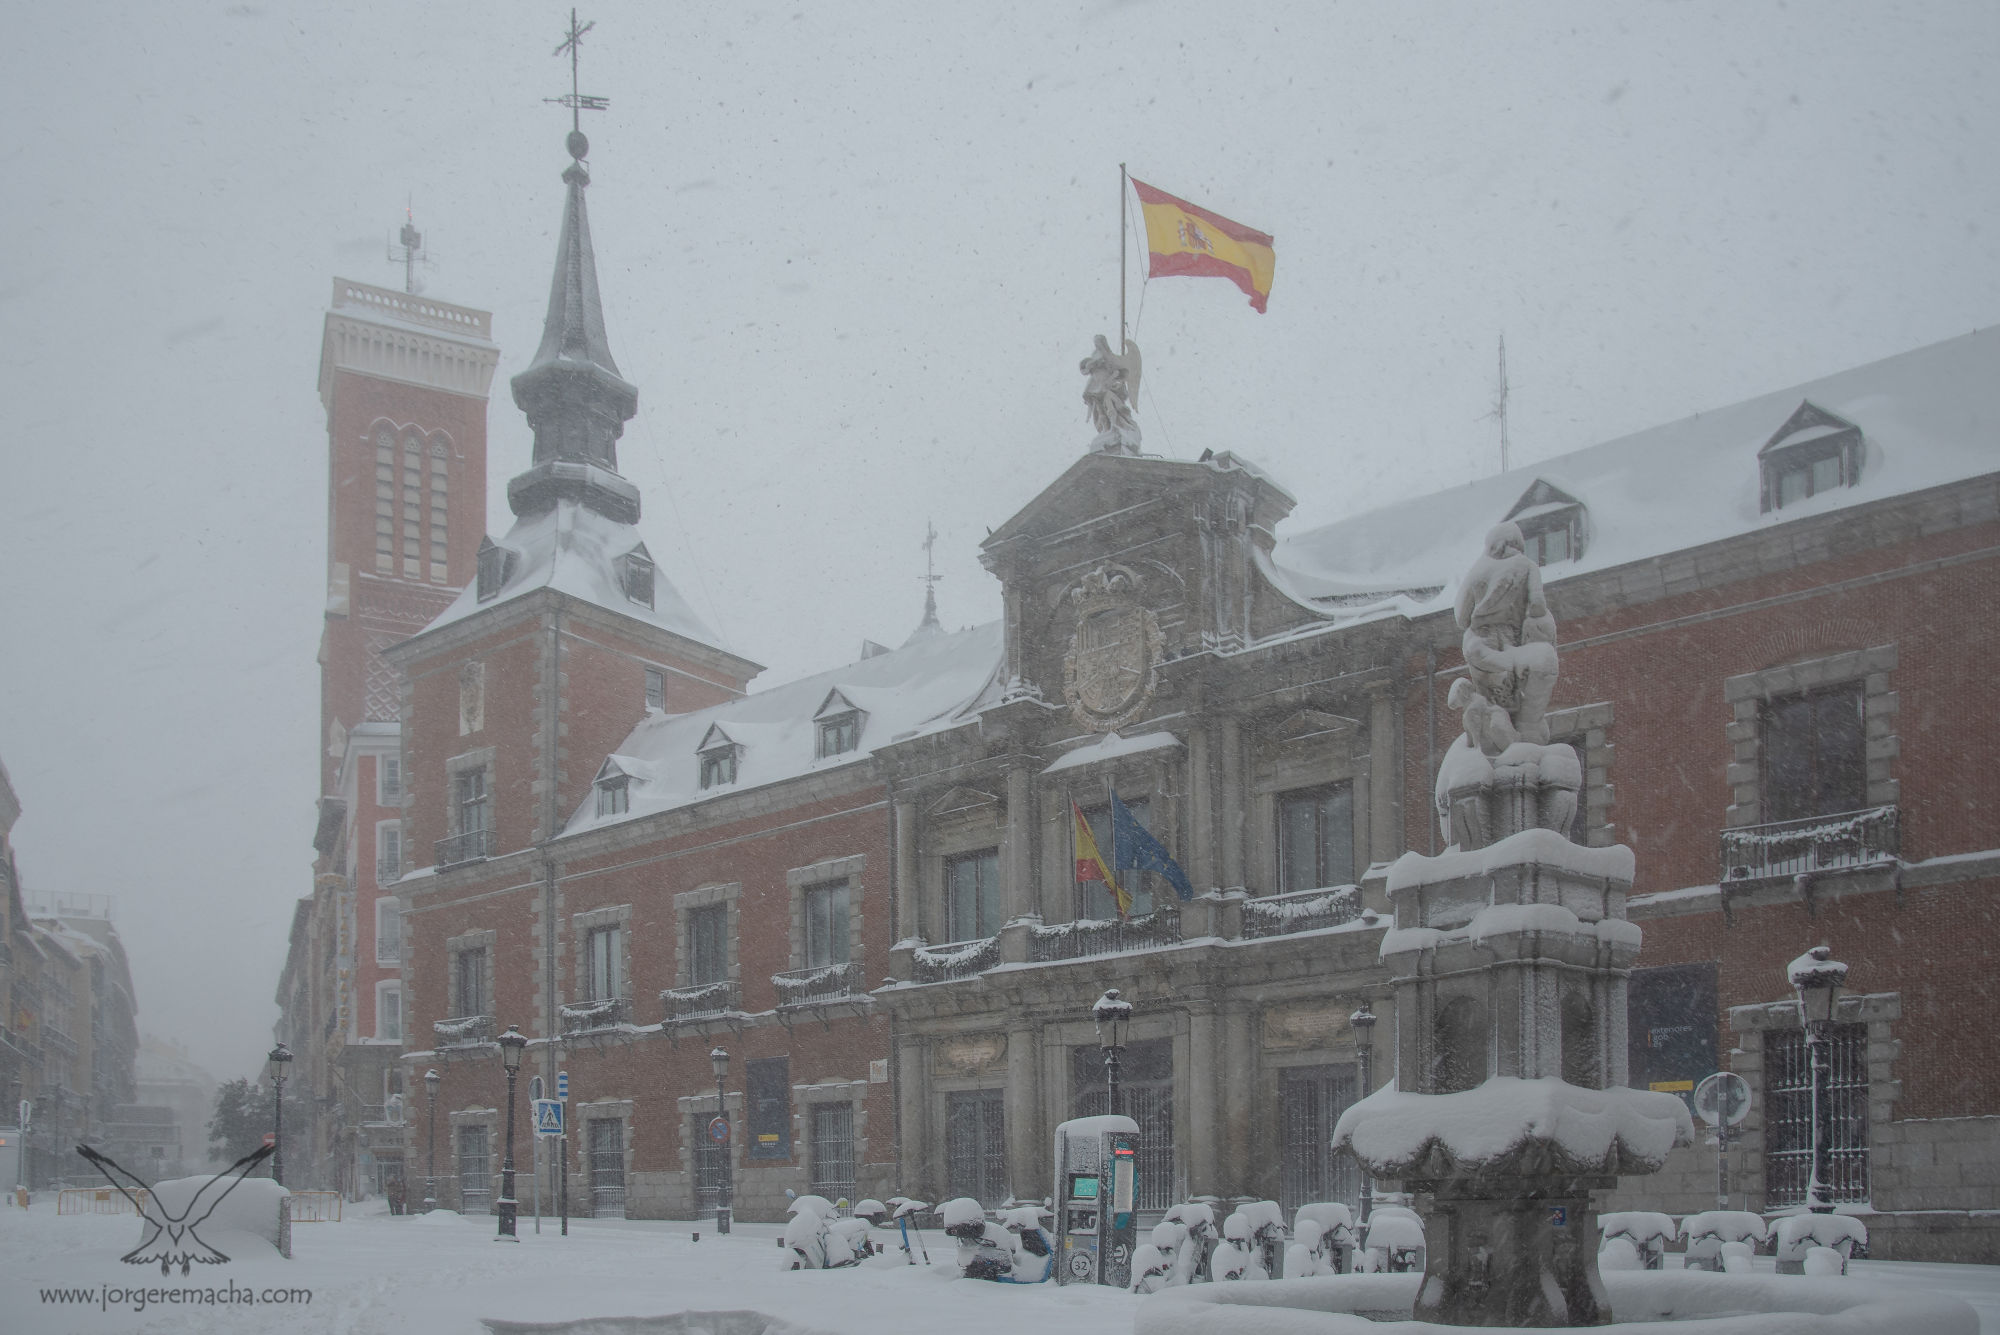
[592,756,644,818]
[595,776,630,817]
[476,537,515,602]
[812,689,866,759]
[621,543,655,609]
[1504,479,1588,567]
[699,747,738,789]
[1760,401,1862,513]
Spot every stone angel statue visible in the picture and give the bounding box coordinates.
[1081,334,1143,452]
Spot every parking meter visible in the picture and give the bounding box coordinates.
[1051,1114,1140,1287]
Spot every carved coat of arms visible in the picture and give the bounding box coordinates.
[1062,565,1163,732]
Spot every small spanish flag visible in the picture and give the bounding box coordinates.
[1073,800,1132,918]
[1132,178,1275,313]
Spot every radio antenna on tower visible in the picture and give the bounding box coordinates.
[387,199,433,295]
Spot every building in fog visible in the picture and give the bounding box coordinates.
[353,118,1999,1261]
[274,275,499,1196]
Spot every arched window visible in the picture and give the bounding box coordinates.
[401,432,424,578]
[428,438,451,582]
[1431,995,1487,1093]
[373,424,396,573]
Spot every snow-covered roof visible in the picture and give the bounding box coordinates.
[563,621,1004,835]
[422,499,726,650]
[1267,326,2000,625]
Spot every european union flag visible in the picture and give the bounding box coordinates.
[1110,790,1194,901]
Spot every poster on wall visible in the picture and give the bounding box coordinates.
[1627,962,1719,1110]
[747,1056,790,1160]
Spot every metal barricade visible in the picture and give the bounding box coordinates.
[285,1190,344,1222]
[58,1187,149,1215]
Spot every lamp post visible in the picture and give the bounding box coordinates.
[267,1044,292,1187]
[423,1067,441,1212]
[1350,1003,1377,1227]
[709,1047,733,1235]
[496,1026,527,1241]
[1788,946,1847,1214]
[1093,988,1132,1118]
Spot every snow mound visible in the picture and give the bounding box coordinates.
[482,1314,837,1335]
[1599,1210,1676,1244]
[1332,1077,1693,1177]
[135,1174,286,1259]
[1133,1269,1979,1335]
[1387,827,1635,895]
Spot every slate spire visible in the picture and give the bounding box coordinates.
[507,131,643,524]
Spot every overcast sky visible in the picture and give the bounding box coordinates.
[1,1,1993,1084]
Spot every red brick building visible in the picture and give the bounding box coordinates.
[276,276,499,1195]
[370,131,1998,1256]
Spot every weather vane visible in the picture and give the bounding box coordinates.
[546,9,609,160]
[921,520,944,597]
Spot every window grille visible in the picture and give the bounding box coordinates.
[808,1102,856,1201]
[1071,1040,1174,1212]
[457,1125,491,1213]
[945,1089,1008,1206]
[1764,1022,1870,1208]
[587,1119,627,1217]
[1279,1065,1358,1211]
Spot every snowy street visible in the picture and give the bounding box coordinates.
[5,1201,1999,1335]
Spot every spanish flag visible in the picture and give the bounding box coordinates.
[1073,800,1132,918]
[1132,178,1275,313]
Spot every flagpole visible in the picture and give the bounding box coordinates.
[1119,163,1129,350]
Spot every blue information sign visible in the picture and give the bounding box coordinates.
[534,1099,564,1137]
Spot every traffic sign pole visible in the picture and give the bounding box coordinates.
[1693,1072,1752,1211]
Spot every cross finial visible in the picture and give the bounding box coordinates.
[546,8,608,161]
[921,520,943,594]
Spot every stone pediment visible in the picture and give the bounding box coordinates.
[926,785,1000,817]
[1269,708,1362,744]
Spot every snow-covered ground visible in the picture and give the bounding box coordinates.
[3,1200,1997,1335]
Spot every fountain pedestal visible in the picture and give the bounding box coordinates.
[1334,522,1692,1327]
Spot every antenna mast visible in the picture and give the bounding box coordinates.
[387,199,429,295]
[1494,335,1511,472]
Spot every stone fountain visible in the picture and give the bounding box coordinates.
[1331,521,1693,1327]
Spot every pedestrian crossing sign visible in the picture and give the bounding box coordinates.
[534,1098,564,1137]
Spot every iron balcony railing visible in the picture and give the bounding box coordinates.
[772,961,862,1008]
[377,857,401,885]
[1241,885,1363,939]
[910,936,1001,984]
[434,828,492,868]
[432,1014,494,1047]
[1720,805,1898,882]
[559,997,631,1035]
[660,980,739,1024]
[1029,906,1180,963]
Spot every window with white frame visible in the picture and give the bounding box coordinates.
[375,897,402,965]
[376,821,402,884]
[804,879,851,968]
[456,768,490,834]
[377,754,402,804]
[596,775,630,817]
[644,666,666,711]
[1277,783,1355,894]
[585,924,624,1002]
[945,848,1002,941]
[376,982,403,1041]
[688,903,727,986]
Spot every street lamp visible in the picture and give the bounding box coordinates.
[496,1026,528,1241]
[710,1047,733,1235]
[1350,1003,1377,1227]
[423,1067,441,1212]
[1093,988,1132,1119]
[1788,946,1847,1214]
[267,1044,293,1187]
